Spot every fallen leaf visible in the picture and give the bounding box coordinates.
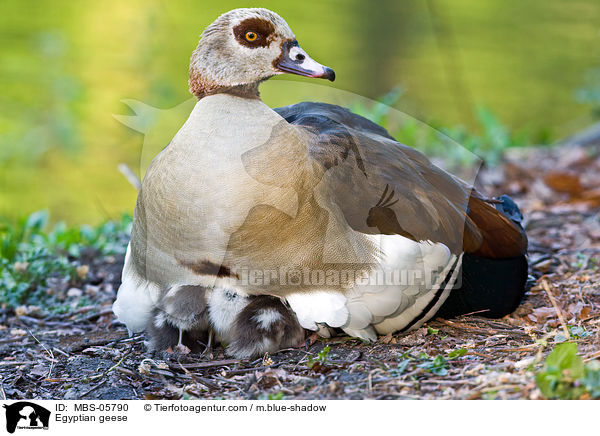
[544,171,584,196]
[380,332,394,344]
[528,307,556,323]
[76,265,90,279]
[30,364,48,377]
[174,344,191,354]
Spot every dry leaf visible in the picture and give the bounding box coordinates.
[380,332,394,344]
[544,171,583,196]
[30,364,48,377]
[76,265,90,279]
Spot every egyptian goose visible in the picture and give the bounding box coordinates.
[113,8,528,358]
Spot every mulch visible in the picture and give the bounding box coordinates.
[1,139,599,400]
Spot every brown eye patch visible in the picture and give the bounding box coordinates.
[233,17,275,48]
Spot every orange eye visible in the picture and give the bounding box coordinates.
[245,31,258,42]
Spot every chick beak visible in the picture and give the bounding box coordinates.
[275,40,335,81]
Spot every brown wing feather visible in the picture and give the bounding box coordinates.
[274,102,526,258]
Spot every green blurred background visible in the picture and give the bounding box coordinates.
[1,0,599,224]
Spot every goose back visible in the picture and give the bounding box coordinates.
[274,102,527,258]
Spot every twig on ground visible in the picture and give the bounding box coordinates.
[466,351,494,359]
[541,279,571,339]
[79,379,108,399]
[87,349,133,382]
[0,361,36,367]
[175,358,218,391]
[222,362,285,377]
[0,376,6,401]
[477,384,528,393]
[437,319,498,335]
[115,367,136,377]
[83,308,114,322]
[168,359,241,370]
[52,347,70,357]
[28,330,55,380]
[583,350,600,362]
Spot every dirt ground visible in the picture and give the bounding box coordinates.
[1,139,599,400]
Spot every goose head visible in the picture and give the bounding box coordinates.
[189,8,335,98]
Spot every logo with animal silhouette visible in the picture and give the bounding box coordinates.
[2,402,50,433]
